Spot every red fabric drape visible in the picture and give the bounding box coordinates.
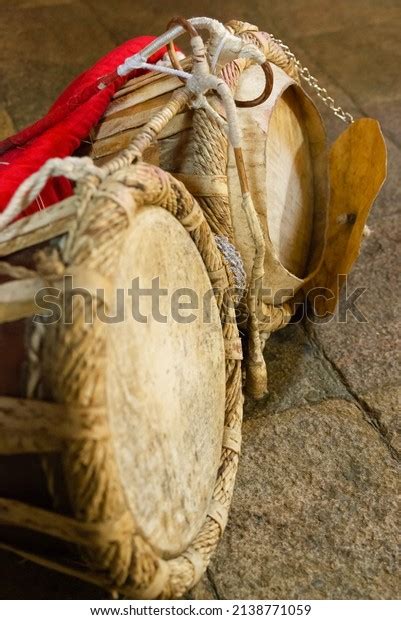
[0,36,165,220]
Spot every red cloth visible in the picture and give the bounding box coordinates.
[0,36,166,219]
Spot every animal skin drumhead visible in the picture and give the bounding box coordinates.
[107,206,225,558]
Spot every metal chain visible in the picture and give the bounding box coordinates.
[269,34,354,124]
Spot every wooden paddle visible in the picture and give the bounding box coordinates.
[306,118,387,316]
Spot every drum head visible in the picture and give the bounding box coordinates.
[107,206,225,557]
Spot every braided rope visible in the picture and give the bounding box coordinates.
[214,235,246,292]
[0,157,107,231]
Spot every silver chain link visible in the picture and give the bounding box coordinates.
[269,34,354,124]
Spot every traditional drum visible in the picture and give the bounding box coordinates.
[0,160,243,598]
[0,15,386,599]
[87,19,386,398]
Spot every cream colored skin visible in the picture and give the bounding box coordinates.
[108,206,225,557]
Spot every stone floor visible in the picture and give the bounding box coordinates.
[0,0,400,600]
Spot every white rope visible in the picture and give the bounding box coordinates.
[110,17,264,83]
[110,32,244,149]
[209,33,264,70]
[0,157,106,231]
[113,17,226,79]
[116,55,191,81]
[156,51,186,67]
[210,31,228,72]
[97,15,266,149]
[185,73,242,147]
[214,80,242,147]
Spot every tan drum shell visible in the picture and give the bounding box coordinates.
[89,70,190,166]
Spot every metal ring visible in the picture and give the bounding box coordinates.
[166,19,274,109]
[166,16,198,83]
[234,61,274,108]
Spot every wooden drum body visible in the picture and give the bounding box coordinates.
[0,163,243,598]
[228,63,328,304]
[88,22,386,332]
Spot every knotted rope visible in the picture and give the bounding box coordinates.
[214,235,246,293]
[0,157,106,231]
